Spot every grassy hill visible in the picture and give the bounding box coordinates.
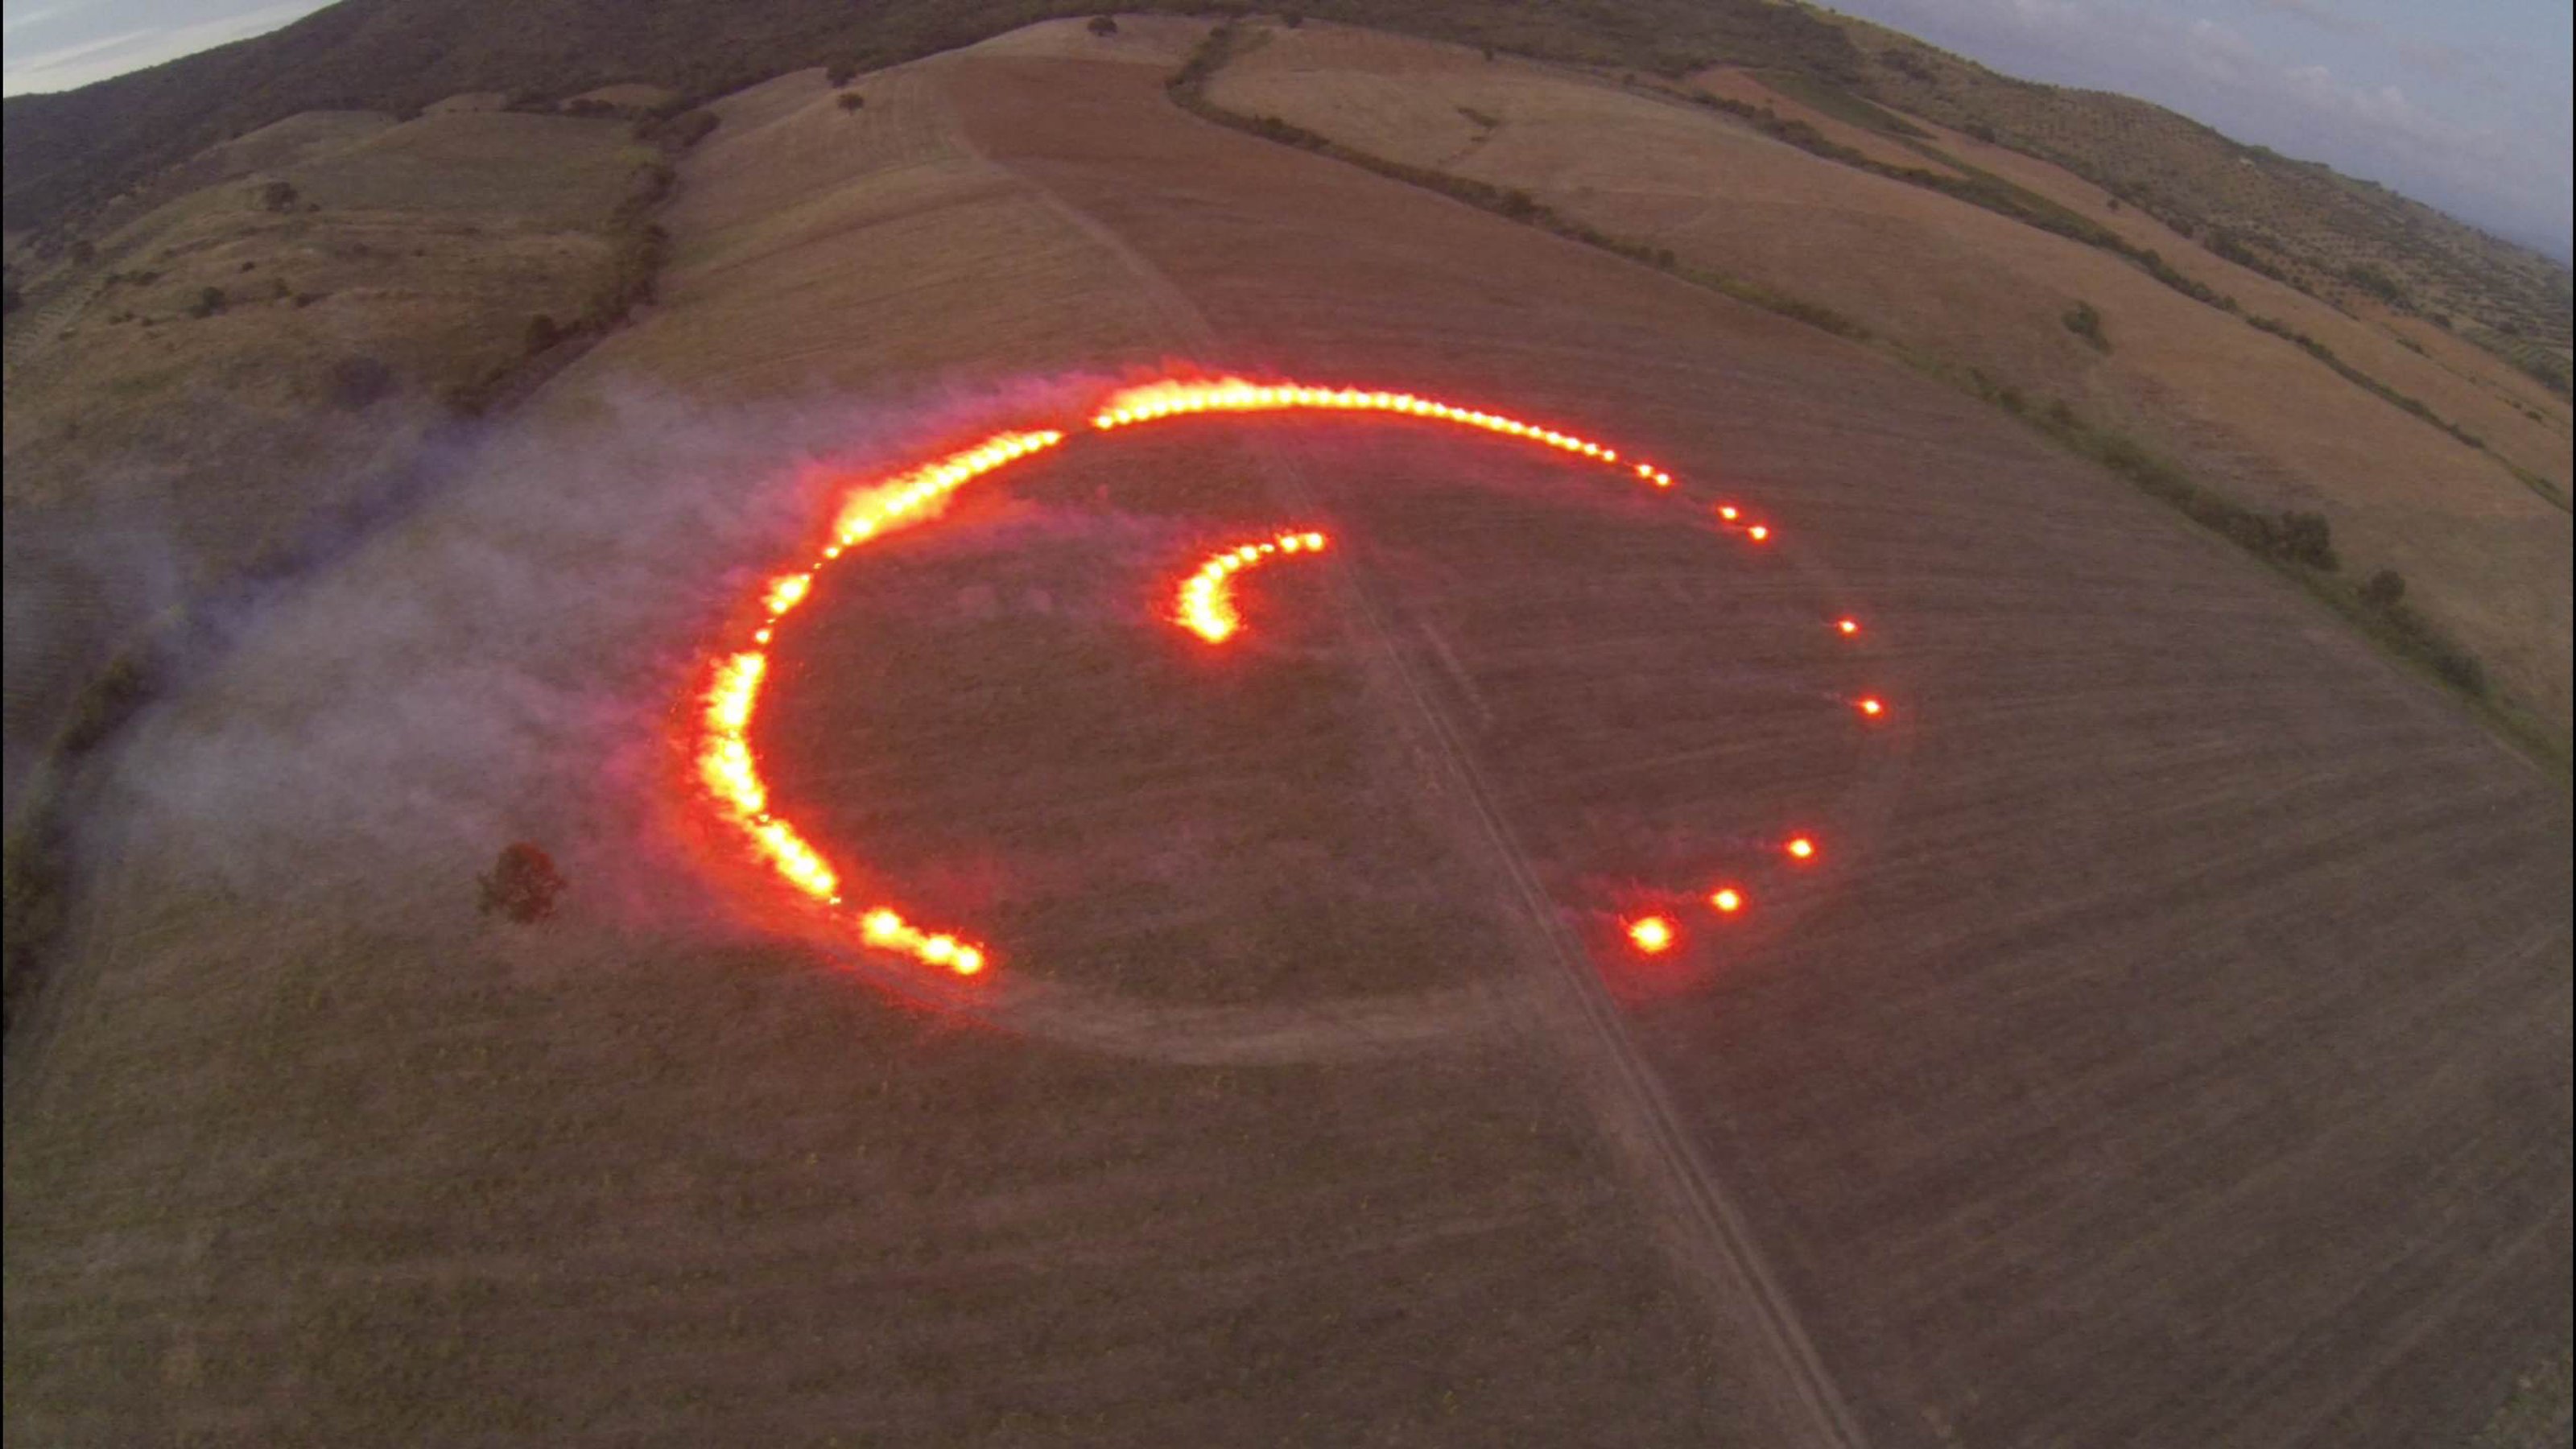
[1195,21,2570,747]
[1837,19,2574,395]
[8,0,2566,385]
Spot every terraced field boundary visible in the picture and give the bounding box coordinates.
[1166,23,2565,777]
[1636,76,2557,506]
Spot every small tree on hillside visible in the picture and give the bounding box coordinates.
[524,313,562,353]
[2360,568,2406,609]
[2062,299,2109,351]
[837,93,866,113]
[1088,14,1119,36]
[2274,510,2336,572]
[479,842,568,924]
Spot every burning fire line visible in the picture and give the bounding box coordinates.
[1092,378,1678,489]
[1176,530,1330,644]
[696,428,1064,978]
[691,374,1885,982]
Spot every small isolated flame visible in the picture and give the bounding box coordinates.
[1176,529,1330,644]
[1785,836,1818,861]
[1629,915,1677,953]
[1710,886,1744,914]
[1856,697,1885,717]
[1836,617,1860,636]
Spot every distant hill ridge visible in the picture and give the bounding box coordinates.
[4,0,2566,365]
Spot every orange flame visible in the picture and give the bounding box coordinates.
[1092,378,1666,485]
[694,429,1062,978]
[1176,529,1331,644]
[1628,916,1677,953]
[1710,886,1744,914]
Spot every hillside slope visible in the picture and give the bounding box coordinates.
[6,0,2562,370]
[1835,16,2573,390]
[2,107,660,819]
[1206,23,2573,735]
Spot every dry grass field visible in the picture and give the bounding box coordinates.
[6,18,2570,1448]
[1207,22,2574,736]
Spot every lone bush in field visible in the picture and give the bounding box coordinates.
[478,843,568,923]
[2273,510,2336,571]
[1088,14,1118,36]
[2062,299,2109,351]
[524,313,561,353]
[2361,568,2406,609]
[837,93,865,113]
[190,286,226,317]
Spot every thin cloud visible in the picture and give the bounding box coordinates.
[3,0,326,96]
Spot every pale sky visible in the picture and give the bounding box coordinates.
[4,0,331,97]
[6,0,2571,259]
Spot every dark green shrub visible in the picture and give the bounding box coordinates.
[2062,299,2109,351]
[1088,14,1118,35]
[2360,568,2405,608]
[2274,510,2336,571]
[837,93,865,113]
[478,843,568,923]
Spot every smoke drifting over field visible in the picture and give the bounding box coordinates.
[98,377,1113,944]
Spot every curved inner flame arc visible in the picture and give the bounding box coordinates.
[1177,530,1330,644]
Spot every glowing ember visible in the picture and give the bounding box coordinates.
[1176,529,1331,644]
[1857,697,1885,717]
[1710,887,1744,914]
[1629,916,1676,953]
[1836,617,1860,636]
[1746,524,1771,543]
[1717,505,1740,521]
[1785,836,1818,861]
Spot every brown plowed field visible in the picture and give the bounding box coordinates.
[6,24,2568,1449]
